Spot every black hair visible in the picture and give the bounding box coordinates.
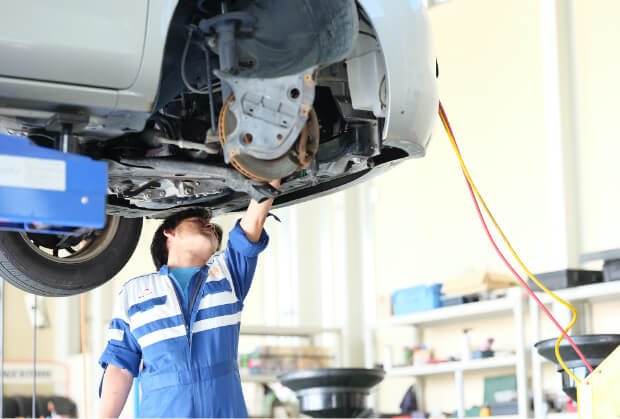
[150,208,223,270]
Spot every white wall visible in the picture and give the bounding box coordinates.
[370,0,620,413]
[575,0,620,253]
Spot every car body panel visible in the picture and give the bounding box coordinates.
[0,1,148,89]
[357,0,439,156]
[0,0,436,145]
[0,0,178,137]
[115,0,179,113]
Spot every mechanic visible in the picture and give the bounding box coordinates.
[98,179,281,418]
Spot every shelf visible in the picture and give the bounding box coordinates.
[240,325,341,337]
[240,373,279,383]
[535,280,620,304]
[467,416,519,419]
[374,292,518,328]
[385,356,517,377]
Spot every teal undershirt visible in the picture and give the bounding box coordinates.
[169,267,201,304]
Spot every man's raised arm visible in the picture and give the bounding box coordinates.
[239,179,280,242]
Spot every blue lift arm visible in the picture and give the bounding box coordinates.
[0,134,107,235]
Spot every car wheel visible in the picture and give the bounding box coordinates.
[0,216,143,296]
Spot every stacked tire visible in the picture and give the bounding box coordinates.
[4,396,77,417]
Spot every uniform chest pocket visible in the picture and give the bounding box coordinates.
[128,296,168,316]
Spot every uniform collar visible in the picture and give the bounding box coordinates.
[159,263,210,276]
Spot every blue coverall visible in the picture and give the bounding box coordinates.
[99,220,269,417]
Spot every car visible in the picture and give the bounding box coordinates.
[0,0,438,296]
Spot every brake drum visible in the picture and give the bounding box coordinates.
[218,94,319,181]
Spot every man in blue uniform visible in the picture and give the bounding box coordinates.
[98,180,280,418]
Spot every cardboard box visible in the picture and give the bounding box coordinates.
[441,271,516,297]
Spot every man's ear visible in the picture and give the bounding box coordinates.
[163,228,175,239]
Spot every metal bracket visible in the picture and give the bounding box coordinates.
[216,66,318,163]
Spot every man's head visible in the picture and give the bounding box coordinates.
[150,208,223,270]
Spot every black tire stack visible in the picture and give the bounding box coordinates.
[4,395,77,417]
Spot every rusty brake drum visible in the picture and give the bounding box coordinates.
[219,94,319,181]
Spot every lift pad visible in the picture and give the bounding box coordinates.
[0,134,107,234]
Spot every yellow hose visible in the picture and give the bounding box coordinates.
[438,107,582,383]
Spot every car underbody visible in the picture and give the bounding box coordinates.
[0,0,438,295]
[1,0,406,220]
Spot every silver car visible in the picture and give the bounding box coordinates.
[0,0,438,295]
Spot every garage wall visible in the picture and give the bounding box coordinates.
[370,0,620,414]
[575,0,620,254]
[371,0,577,413]
[373,0,550,298]
[2,283,57,397]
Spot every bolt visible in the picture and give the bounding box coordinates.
[194,181,200,186]
[184,187,192,194]
[145,192,152,199]
[159,191,165,197]
[81,196,89,204]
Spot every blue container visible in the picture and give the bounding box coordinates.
[392,284,443,315]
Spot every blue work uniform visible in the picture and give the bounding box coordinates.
[98,220,269,418]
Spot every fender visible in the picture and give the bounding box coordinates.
[356,0,439,157]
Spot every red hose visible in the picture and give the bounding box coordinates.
[439,101,593,372]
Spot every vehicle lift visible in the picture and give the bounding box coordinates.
[0,132,106,416]
[0,132,107,234]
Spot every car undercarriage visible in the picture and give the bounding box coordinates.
[0,0,438,295]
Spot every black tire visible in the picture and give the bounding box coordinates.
[2,396,18,418]
[48,396,78,417]
[0,216,143,296]
[12,396,48,418]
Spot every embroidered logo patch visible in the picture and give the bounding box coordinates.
[138,288,153,300]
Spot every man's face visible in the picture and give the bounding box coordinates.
[165,217,219,261]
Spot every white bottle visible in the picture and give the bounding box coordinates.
[383,346,393,370]
[461,328,472,361]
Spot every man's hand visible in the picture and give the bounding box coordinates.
[99,365,134,418]
[240,179,280,242]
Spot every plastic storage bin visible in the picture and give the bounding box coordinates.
[440,294,479,307]
[392,284,442,315]
[603,259,620,282]
[527,269,602,292]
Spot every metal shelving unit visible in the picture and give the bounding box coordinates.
[365,287,528,418]
[374,295,515,328]
[386,356,518,377]
[239,373,279,383]
[239,325,343,383]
